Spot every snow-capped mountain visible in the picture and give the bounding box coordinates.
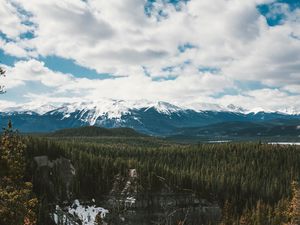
[0,102,57,115]
[1,99,300,135]
[45,100,184,125]
[1,99,183,117]
[2,99,299,116]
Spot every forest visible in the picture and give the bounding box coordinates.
[1,125,300,224]
[28,131,300,224]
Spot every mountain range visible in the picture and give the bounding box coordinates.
[1,99,300,141]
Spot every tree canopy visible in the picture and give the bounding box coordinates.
[0,123,38,225]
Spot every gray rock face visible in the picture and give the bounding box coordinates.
[106,169,221,225]
[33,156,75,200]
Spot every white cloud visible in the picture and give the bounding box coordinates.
[2,59,73,89]
[0,100,18,109]
[0,0,299,111]
[1,58,233,106]
[282,84,300,94]
[218,89,300,112]
[0,0,32,39]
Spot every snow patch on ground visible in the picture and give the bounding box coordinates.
[124,196,136,207]
[68,199,109,225]
[53,199,109,225]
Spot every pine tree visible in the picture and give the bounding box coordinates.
[220,200,234,225]
[94,213,103,225]
[239,209,251,225]
[0,122,38,225]
[287,181,300,225]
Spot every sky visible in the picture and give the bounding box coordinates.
[0,0,300,112]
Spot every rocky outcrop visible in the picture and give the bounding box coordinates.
[108,169,141,209]
[106,169,221,225]
[33,156,75,201]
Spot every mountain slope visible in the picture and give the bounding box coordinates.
[1,99,300,137]
[168,119,300,142]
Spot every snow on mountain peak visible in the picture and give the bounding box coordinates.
[145,101,183,115]
[226,104,246,113]
[182,102,227,112]
[52,99,136,125]
[248,107,274,114]
[0,102,57,115]
[1,99,299,117]
[276,107,300,115]
[182,103,247,113]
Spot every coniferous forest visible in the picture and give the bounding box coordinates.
[14,130,299,225]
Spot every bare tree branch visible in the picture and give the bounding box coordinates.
[0,66,6,94]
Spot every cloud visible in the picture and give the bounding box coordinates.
[2,59,73,89]
[1,58,232,106]
[0,0,32,39]
[218,88,300,112]
[0,0,299,111]
[0,100,18,110]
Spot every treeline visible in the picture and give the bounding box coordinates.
[0,123,38,225]
[50,126,145,138]
[25,136,300,224]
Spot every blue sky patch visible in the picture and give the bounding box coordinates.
[42,56,115,80]
[257,0,300,26]
[161,66,175,72]
[198,66,220,74]
[0,49,18,66]
[144,0,189,18]
[210,80,271,98]
[257,4,286,26]
[0,81,53,103]
[210,88,239,99]
[142,66,151,77]
[143,65,178,81]
[178,43,197,53]
[278,0,300,10]
[234,80,270,91]
[0,32,12,42]
[152,75,177,81]
[20,31,35,40]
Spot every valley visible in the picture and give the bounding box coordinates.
[19,126,300,224]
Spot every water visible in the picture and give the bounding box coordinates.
[268,142,300,146]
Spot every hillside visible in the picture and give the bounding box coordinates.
[168,119,300,142]
[50,126,146,137]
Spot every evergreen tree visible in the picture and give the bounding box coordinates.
[287,181,300,225]
[0,122,38,225]
[220,200,234,225]
[94,213,104,225]
[24,136,300,224]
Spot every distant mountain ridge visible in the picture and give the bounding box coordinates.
[168,119,300,142]
[2,99,300,117]
[1,99,300,137]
